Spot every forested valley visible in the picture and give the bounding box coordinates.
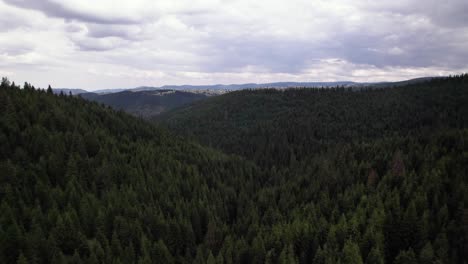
[1,75,468,264]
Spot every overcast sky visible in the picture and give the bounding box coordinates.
[1,0,468,90]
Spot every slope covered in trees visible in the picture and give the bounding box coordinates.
[80,89,208,118]
[159,75,468,263]
[0,79,262,263]
[161,76,468,168]
[1,76,468,263]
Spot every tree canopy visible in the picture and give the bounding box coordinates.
[1,75,468,263]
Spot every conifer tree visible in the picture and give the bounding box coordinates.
[343,240,363,264]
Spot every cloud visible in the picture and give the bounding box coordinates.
[0,0,467,90]
[71,36,130,51]
[3,0,138,24]
[0,42,34,56]
[357,0,468,28]
[2,0,220,24]
[85,24,142,40]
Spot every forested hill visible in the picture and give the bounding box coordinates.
[0,79,262,263]
[159,75,468,263]
[160,75,468,168]
[1,76,468,264]
[79,89,208,118]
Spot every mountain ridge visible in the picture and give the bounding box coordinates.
[1,75,468,263]
[56,76,440,94]
[79,89,209,118]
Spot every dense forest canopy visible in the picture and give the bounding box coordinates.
[160,75,468,263]
[1,75,468,263]
[79,90,208,119]
[0,78,260,264]
[160,76,468,169]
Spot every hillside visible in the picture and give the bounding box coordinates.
[53,88,88,95]
[0,79,261,263]
[1,76,468,263]
[107,77,439,92]
[160,76,468,168]
[80,90,208,118]
[160,75,468,263]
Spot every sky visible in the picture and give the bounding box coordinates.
[0,0,468,90]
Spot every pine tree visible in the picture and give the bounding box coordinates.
[215,252,224,264]
[206,251,216,264]
[434,231,449,261]
[70,250,82,264]
[419,242,434,264]
[193,247,205,264]
[87,250,99,264]
[251,236,266,264]
[342,240,363,264]
[394,248,417,264]
[51,250,66,264]
[1,77,10,88]
[1,221,22,263]
[152,240,173,263]
[313,245,328,264]
[16,252,28,264]
[366,247,384,264]
[111,231,122,257]
[279,244,297,264]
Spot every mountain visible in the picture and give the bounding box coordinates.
[369,77,440,88]
[61,76,440,95]
[79,89,209,118]
[0,79,261,263]
[53,88,88,95]
[159,76,465,166]
[157,82,357,91]
[159,75,468,262]
[137,78,438,91]
[2,76,468,263]
[92,88,130,94]
[130,81,370,92]
[65,78,441,119]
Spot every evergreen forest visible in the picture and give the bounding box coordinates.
[1,75,468,263]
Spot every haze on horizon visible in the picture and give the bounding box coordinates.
[1,0,468,91]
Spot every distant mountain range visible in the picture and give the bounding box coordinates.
[54,77,439,118]
[55,77,439,95]
[52,88,88,95]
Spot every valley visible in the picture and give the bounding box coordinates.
[1,75,467,263]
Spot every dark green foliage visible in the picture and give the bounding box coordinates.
[418,242,434,264]
[159,75,468,263]
[394,249,417,264]
[343,240,363,264]
[1,75,468,263]
[80,89,208,118]
[0,80,260,263]
[161,76,468,169]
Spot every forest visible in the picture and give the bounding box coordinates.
[1,75,468,263]
[79,90,208,119]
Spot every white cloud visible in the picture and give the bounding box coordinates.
[0,0,467,90]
